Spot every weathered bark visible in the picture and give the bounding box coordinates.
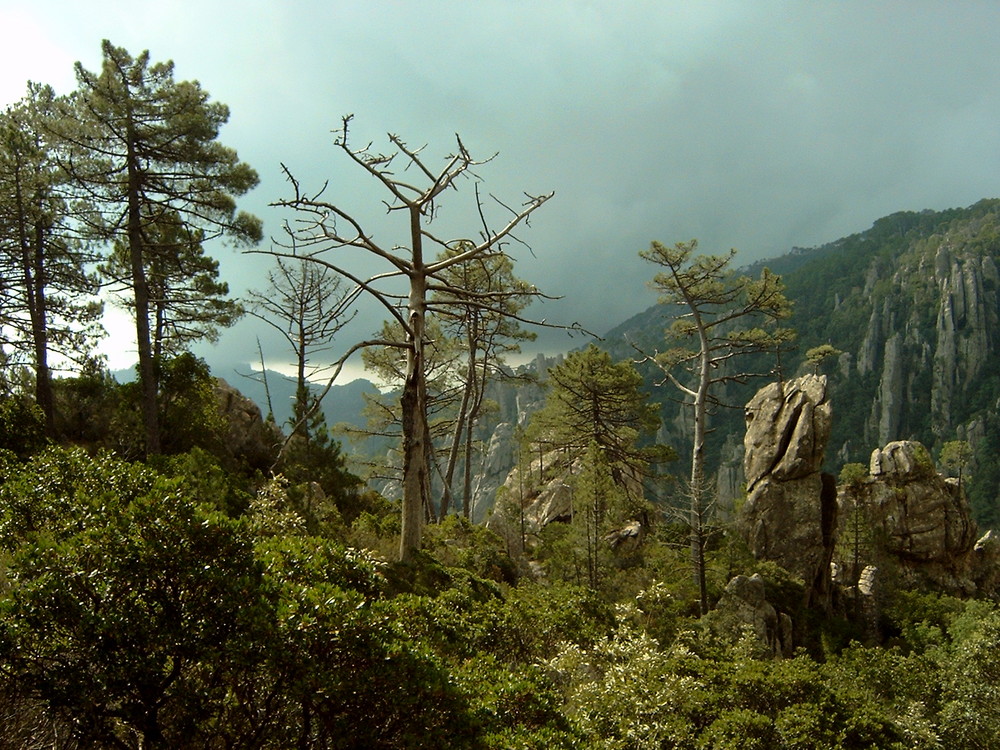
[462,388,478,520]
[640,240,793,616]
[691,351,710,615]
[440,337,477,520]
[399,349,430,557]
[127,119,160,455]
[269,118,554,562]
[688,282,712,616]
[9,157,53,431]
[399,208,430,561]
[12,172,54,432]
[26,224,53,433]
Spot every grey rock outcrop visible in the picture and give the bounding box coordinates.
[739,374,837,609]
[743,375,831,486]
[470,422,517,522]
[874,332,904,444]
[603,519,644,553]
[713,574,793,658]
[467,355,554,520]
[973,530,1000,594]
[484,448,573,556]
[486,448,645,557]
[847,239,1000,455]
[214,378,283,470]
[931,251,997,430]
[837,440,980,596]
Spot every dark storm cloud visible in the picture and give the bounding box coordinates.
[6,1,1000,374]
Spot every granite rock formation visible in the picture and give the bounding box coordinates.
[712,574,794,658]
[485,447,645,558]
[837,440,983,596]
[738,374,837,609]
[214,378,283,471]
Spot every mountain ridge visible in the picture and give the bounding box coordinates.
[192,199,1000,527]
[593,198,1000,525]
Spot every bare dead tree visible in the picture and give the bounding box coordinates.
[246,252,356,438]
[430,245,540,520]
[258,115,570,562]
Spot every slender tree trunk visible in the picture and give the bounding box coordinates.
[140,711,164,750]
[294,314,309,440]
[13,173,55,433]
[27,224,53,434]
[463,349,492,519]
[152,285,164,364]
[256,338,275,421]
[441,337,477,520]
[399,307,430,559]
[126,122,160,454]
[298,699,312,750]
[424,415,437,524]
[689,326,711,616]
[462,404,476,519]
[399,207,430,562]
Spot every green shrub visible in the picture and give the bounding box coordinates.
[839,462,868,488]
[0,395,46,459]
[0,448,481,748]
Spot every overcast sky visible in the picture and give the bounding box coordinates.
[3,1,1000,382]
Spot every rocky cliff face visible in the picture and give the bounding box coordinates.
[600,201,1000,524]
[930,251,999,428]
[712,574,794,658]
[782,202,1000,527]
[738,377,1000,605]
[852,242,1000,451]
[467,353,557,522]
[214,378,284,471]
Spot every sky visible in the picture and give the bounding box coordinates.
[3,0,1000,384]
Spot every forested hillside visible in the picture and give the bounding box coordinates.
[783,200,1000,525]
[595,199,1000,528]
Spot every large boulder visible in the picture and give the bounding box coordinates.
[214,378,284,471]
[739,375,837,609]
[744,374,832,489]
[485,449,573,556]
[486,449,645,557]
[712,574,794,658]
[869,440,936,480]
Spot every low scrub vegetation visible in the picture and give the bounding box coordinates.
[0,407,996,748]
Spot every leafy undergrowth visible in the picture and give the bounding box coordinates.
[0,446,994,748]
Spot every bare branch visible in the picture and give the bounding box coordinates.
[271,337,405,469]
[247,245,410,333]
[425,191,554,275]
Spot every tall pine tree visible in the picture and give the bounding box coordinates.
[528,344,668,490]
[101,214,243,362]
[0,84,102,431]
[64,40,261,453]
[640,239,793,613]
[431,244,538,519]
